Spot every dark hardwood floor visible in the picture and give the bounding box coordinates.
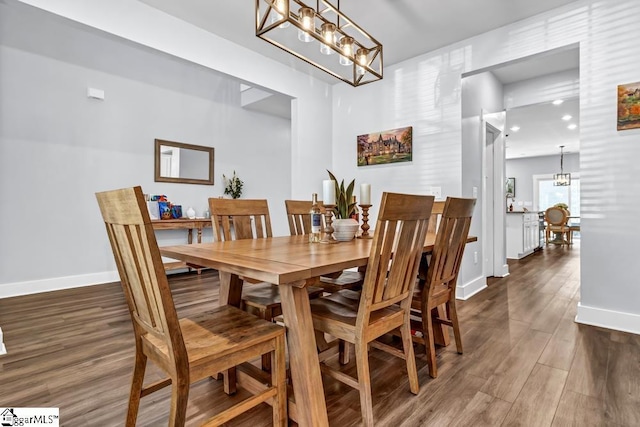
[1,242,639,426]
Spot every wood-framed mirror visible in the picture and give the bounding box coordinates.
[154,139,214,185]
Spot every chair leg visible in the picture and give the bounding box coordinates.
[272,334,287,427]
[339,340,350,365]
[355,341,374,427]
[167,377,190,427]
[420,299,438,377]
[425,309,438,378]
[125,349,147,427]
[261,307,272,373]
[399,320,419,394]
[448,300,463,354]
[545,228,550,244]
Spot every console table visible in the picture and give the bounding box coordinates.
[151,218,212,271]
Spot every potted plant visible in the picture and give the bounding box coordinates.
[327,170,359,241]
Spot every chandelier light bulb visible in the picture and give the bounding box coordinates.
[339,36,354,66]
[320,23,336,55]
[270,0,290,28]
[356,48,368,75]
[297,7,314,43]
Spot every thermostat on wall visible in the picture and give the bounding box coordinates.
[87,87,105,100]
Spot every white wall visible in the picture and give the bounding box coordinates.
[12,0,334,197]
[506,153,580,209]
[0,2,305,297]
[461,71,506,292]
[333,0,640,334]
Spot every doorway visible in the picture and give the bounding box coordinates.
[462,45,580,282]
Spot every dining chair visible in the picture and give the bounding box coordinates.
[410,197,476,378]
[284,199,365,293]
[96,186,286,426]
[544,206,569,245]
[418,200,446,285]
[310,192,434,426]
[209,198,323,371]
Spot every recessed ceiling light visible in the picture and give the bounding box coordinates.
[553,99,564,105]
[567,123,577,130]
[510,126,520,132]
[562,115,572,121]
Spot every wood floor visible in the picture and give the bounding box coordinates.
[1,242,639,426]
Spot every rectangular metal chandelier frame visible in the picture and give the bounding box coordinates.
[256,0,383,87]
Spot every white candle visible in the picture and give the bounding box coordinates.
[360,183,371,205]
[323,180,336,205]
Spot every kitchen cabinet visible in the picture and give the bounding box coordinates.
[506,212,540,259]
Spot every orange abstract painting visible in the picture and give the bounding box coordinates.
[618,81,640,130]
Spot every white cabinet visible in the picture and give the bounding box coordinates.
[506,212,540,259]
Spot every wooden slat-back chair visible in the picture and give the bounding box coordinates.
[418,200,446,286]
[284,199,325,236]
[427,200,445,235]
[310,192,434,426]
[285,199,365,293]
[96,187,286,426]
[410,197,476,378]
[208,198,323,372]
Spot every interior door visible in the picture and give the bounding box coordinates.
[484,124,497,275]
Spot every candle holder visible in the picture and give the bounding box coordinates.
[320,204,338,244]
[358,204,372,239]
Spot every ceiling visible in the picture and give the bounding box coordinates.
[138,0,579,84]
[138,0,581,159]
[505,97,579,159]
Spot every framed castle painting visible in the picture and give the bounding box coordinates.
[357,126,412,166]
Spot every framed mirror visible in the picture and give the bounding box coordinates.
[154,139,214,185]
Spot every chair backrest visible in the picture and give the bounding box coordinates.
[357,193,434,328]
[425,197,476,299]
[284,199,326,236]
[427,200,446,235]
[545,206,568,226]
[95,186,186,364]
[208,198,273,241]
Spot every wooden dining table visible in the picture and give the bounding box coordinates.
[160,233,475,426]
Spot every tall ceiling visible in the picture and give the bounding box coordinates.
[139,0,579,83]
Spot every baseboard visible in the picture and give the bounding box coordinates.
[497,263,510,278]
[0,271,120,299]
[457,275,487,300]
[576,302,640,335]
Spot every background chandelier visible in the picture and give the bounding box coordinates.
[256,0,383,87]
[553,145,571,186]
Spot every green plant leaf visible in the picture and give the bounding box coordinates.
[327,170,356,218]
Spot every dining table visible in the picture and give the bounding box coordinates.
[160,232,476,426]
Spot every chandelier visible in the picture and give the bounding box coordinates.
[553,145,571,186]
[256,0,383,87]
